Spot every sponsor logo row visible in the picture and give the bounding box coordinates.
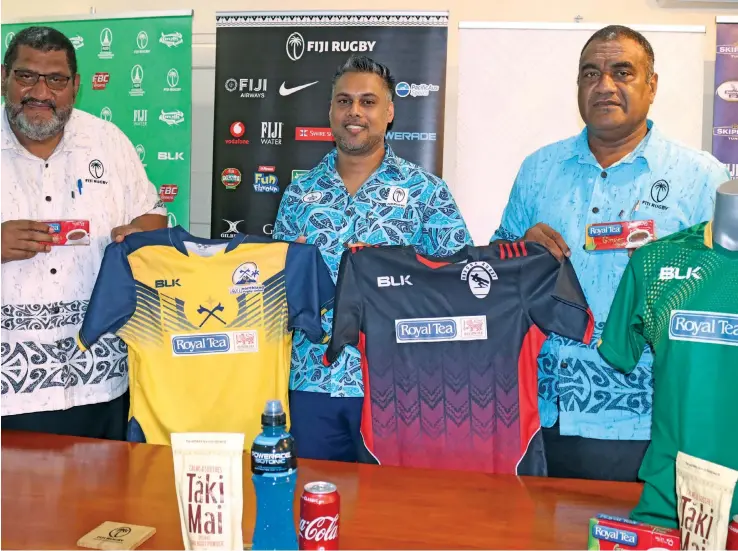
[225,121,437,144]
[4,29,183,54]
[91,65,183,95]
[225,78,439,100]
[98,107,185,127]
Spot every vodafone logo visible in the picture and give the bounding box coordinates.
[230,121,245,138]
[226,122,249,145]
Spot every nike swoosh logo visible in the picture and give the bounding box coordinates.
[279,81,319,96]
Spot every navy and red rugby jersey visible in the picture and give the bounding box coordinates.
[324,242,594,475]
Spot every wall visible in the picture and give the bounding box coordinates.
[2,0,731,238]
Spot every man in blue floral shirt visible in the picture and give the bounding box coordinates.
[491,26,728,481]
[274,55,471,462]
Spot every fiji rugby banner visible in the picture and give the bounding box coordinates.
[1,11,193,229]
[210,11,449,238]
[713,17,738,179]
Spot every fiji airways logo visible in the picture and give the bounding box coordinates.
[659,266,702,281]
[669,310,738,347]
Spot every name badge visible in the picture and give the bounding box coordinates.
[585,220,656,252]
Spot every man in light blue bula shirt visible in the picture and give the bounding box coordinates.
[274,55,471,462]
[492,25,729,481]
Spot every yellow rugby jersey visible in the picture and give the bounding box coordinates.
[78,227,334,449]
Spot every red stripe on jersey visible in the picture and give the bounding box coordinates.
[415,254,451,269]
[520,241,528,257]
[499,243,506,260]
[583,307,595,345]
[512,242,520,257]
[358,331,376,457]
[505,243,513,258]
[517,325,546,472]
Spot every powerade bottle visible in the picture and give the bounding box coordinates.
[251,399,298,551]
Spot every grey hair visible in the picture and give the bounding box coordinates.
[331,54,395,102]
[580,25,655,81]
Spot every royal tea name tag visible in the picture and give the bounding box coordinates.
[585,220,656,252]
[77,521,156,550]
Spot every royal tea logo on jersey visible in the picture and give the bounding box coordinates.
[164,68,181,92]
[254,172,280,193]
[383,186,408,208]
[171,330,259,356]
[221,168,242,190]
[134,31,150,54]
[160,32,183,48]
[98,28,114,59]
[230,262,264,294]
[129,65,144,97]
[669,310,738,347]
[460,262,498,299]
[159,110,185,126]
[395,316,487,343]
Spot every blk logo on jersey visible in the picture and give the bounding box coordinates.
[377,275,412,287]
[460,261,498,299]
[155,279,181,288]
[659,267,702,281]
[669,310,738,347]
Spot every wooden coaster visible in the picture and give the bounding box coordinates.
[77,521,156,550]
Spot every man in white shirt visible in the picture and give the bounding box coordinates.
[1,26,167,439]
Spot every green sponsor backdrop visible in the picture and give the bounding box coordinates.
[1,11,192,229]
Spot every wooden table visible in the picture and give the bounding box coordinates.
[1,431,642,549]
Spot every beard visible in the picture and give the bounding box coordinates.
[334,127,383,156]
[4,95,73,141]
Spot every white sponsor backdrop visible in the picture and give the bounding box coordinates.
[455,22,707,246]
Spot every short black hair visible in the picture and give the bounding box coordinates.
[580,25,655,79]
[3,26,78,75]
[332,55,396,101]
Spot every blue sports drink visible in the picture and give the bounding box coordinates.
[251,400,298,551]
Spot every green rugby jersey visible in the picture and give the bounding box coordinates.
[598,221,738,528]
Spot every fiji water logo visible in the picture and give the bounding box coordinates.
[669,310,738,346]
[592,524,639,546]
[396,318,457,342]
[172,334,230,355]
[588,224,623,237]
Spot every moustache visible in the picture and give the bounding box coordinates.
[21,97,56,110]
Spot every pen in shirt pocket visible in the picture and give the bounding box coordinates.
[72,179,83,199]
[618,200,640,219]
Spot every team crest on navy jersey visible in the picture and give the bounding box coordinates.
[460,261,498,299]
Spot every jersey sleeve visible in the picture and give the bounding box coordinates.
[323,249,363,365]
[597,259,648,374]
[285,242,335,343]
[490,157,534,242]
[523,252,594,344]
[419,178,473,256]
[77,242,137,352]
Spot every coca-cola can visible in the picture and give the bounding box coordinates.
[299,481,340,550]
[727,515,738,550]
